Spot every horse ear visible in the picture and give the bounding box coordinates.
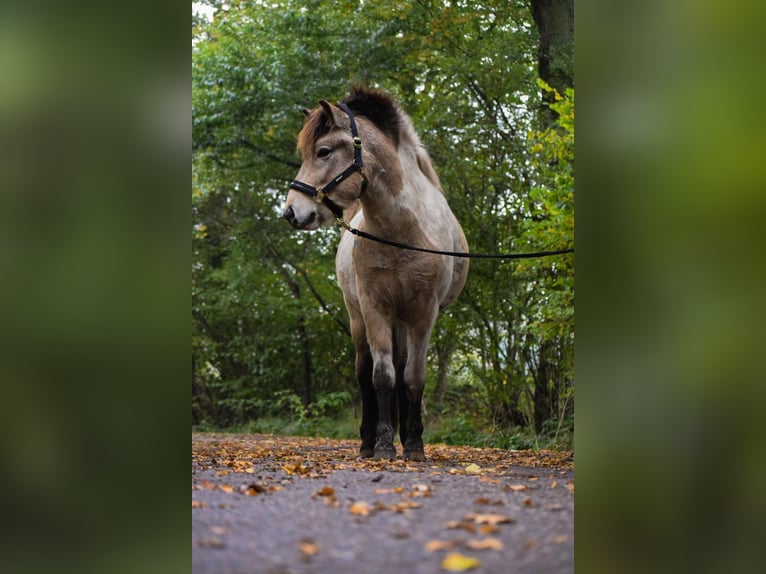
[318,99,345,128]
[302,108,311,117]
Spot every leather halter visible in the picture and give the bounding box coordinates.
[289,103,367,220]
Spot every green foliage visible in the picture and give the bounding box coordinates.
[192,0,574,447]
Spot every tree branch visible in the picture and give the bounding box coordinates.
[241,138,301,168]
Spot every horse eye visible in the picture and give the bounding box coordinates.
[317,147,332,158]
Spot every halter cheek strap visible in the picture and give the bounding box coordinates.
[289,103,367,220]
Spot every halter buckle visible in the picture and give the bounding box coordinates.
[314,188,326,203]
[353,137,362,149]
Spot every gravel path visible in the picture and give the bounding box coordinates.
[192,434,573,574]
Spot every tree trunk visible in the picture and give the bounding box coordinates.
[434,344,452,405]
[298,315,313,408]
[533,342,553,433]
[531,0,574,122]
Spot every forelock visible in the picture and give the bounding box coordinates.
[296,108,332,158]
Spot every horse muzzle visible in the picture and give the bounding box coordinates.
[283,202,320,230]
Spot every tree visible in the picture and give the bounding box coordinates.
[192,0,574,442]
[530,0,574,123]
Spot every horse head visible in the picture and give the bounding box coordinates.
[283,100,367,230]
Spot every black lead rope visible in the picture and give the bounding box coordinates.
[337,219,574,260]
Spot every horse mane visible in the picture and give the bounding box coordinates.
[341,86,402,148]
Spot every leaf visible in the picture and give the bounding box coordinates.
[465,513,514,526]
[504,484,528,492]
[242,483,267,496]
[465,538,504,551]
[314,486,335,497]
[349,501,374,516]
[218,484,234,493]
[299,539,320,557]
[464,463,481,474]
[441,552,481,571]
[425,540,456,552]
[192,500,207,508]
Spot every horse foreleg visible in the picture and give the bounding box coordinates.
[351,317,377,458]
[371,351,397,460]
[356,351,376,457]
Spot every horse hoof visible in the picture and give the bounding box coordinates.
[373,448,397,460]
[403,450,425,462]
[359,447,374,458]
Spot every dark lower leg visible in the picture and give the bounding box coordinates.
[357,353,376,457]
[372,360,396,460]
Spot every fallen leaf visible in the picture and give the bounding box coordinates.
[552,534,569,543]
[216,469,229,476]
[218,484,234,493]
[374,487,404,494]
[425,540,456,552]
[299,539,320,557]
[242,482,268,495]
[466,538,504,551]
[314,486,335,497]
[550,481,558,489]
[464,463,482,474]
[478,524,500,535]
[504,484,528,492]
[349,501,374,516]
[465,513,514,526]
[473,497,504,506]
[566,482,574,493]
[441,552,481,571]
[192,500,207,508]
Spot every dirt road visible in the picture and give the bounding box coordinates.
[192,433,573,573]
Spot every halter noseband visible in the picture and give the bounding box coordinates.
[289,103,367,220]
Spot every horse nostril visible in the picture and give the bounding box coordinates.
[306,212,316,225]
[284,206,295,224]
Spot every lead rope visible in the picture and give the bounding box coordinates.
[335,218,573,260]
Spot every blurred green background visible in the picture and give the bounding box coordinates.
[0,0,764,573]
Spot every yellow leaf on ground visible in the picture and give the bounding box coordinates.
[441,552,481,571]
[464,463,482,474]
[192,500,207,508]
[218,484,234,493]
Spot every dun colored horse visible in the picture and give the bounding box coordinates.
[283,87,468,461]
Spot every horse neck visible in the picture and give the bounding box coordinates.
[360,137,438,239]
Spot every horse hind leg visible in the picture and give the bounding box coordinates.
[394,326,409,450]
[401,320,436,462]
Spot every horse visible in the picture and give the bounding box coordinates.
[282,87,469,461]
